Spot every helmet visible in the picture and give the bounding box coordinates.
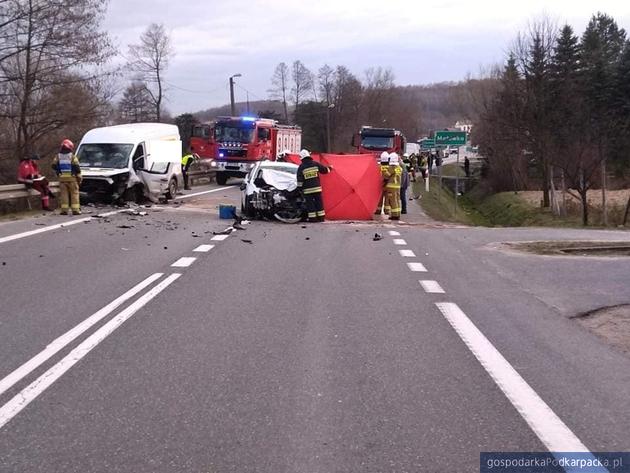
[280,149,291,156]
[380,151,390,163]
[403,153,409,158]
[299,149,310,160]
[389,153,400,165]
[60,139,74,152]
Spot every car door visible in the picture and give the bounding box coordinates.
[137,140,182,198]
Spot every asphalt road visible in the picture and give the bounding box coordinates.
[0,183,629,472]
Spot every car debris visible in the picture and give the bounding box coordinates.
[373,233,383,241]
[241,239,253,244]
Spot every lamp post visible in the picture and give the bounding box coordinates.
[326,103,335,153]
[229,73,242,116]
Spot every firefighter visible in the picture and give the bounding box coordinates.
[382,152,402,220]
[277,149,291,161]
[400,153,410,214]
[52,139,82,215]
[297,149,331,222]
[181,149,198,190]
[375,151,390,215]
[17,153,54,211]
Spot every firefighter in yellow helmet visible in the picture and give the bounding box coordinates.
[52,139,82,215]
[382,152,402,220]
[375,151,390,215]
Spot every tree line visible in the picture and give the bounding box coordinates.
[473,13,630,225]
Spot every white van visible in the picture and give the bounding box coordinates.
[77,123,183,203]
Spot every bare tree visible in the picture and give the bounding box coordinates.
[127,23,173,122]
[118,80,156,123]
[318,64,334,105]
[0,0,114,160]
[268,62,289,123]
[290,60,313,112]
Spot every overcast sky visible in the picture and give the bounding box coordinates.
[104,0,630,115]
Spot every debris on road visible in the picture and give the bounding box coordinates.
[117,225,134,229]
[373,233,383,241]
[213,227,234,235]
[241,239,253,244]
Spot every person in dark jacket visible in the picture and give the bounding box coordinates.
[297,149,332,222]
[400,154,410,214]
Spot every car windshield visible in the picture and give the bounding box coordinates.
[361,136,394,150]
[215,125,254,143]
[262,165,298,175]
[77,143,133,169]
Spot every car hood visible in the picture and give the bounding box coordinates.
[259,168,298,191]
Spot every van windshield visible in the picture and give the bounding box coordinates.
[78,143,133,169]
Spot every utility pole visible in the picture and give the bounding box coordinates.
[229,73,241,116]
[326,103,335,153]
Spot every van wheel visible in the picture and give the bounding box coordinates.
[216,172,228,185]
[166,178,178,200]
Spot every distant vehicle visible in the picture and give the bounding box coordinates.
[77,123,183,204]
[447,146,459,155]
[240,160,305,223]
[352,126,406,156]
[211,116,301,185]
[405,142,420,156]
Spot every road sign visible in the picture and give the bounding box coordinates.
[420,139,435,150]
[434,131,467,146]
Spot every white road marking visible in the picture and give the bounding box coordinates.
[0,273,164,397]
[0,210,127,245]
[193,244,215,252]
[393,239,407,245]
[175,186,237,200]
[399,249,416,257]
[435,302,600,457]
[171,257,196,267]
[406,262,427,272]
[388,231,401,236]
[211,234,230,241]
[419,280,445,294]
[0,273,181,430]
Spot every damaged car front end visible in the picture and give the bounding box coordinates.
[241,161,305,223]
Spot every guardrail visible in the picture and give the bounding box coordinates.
[0,182,59,200]
[188,160,217,186]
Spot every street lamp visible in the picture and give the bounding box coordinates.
[229,73,242,116]
[326,103,335,153]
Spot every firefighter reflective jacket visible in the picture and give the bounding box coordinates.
[52,153,81,182]
[382,165,402,190]
[181,154,195,170]
[297,157,330,195]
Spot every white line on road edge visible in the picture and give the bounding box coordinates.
[393,239,407,245]
[434,302,604,464]
[171,257,196,268]
[174,186,237,200]
[399,249,416,257]
[0,210,127,245]
[0,273,164,397]
[211,234,230,241]
[388,231,401,236]
[0,273,181,430]
[193,244,215,252]
[419,280,445,294]
[406,262,427,272]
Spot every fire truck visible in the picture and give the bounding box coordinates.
[352,126,406,157]
[209,116,301,185]
[190,123,217,160]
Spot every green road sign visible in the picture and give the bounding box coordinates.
[420,139,435,150]
[434,131,467,146]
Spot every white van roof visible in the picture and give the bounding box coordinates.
[80,123,180,144]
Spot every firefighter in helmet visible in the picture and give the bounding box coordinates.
[297,149,331,222]
[375,151,390,215]
[382,152,402,220]
[52,139,82,215]
[277,149,291,161]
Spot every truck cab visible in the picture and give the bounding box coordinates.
[353,126,406,157]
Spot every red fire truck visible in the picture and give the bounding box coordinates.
[190,123,217,160]
[208,116,301,185]
[352,126,406,156]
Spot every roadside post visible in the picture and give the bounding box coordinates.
[434,130,466,216]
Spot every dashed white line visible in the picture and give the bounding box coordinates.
[211,234,230,241]
[175,186,237,200]
[435,302,599,457]
[193,244,215,252]
[0,273,164,397]
[419,280,445,294]
[171,257,197,268]
[388,231,401,236]
[407,262,427,272]
[393,239,407,245]
[399,249,416,257]
[0,273,182,430]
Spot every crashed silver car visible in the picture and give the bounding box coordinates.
[240,161,305,223]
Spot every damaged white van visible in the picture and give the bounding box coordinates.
[77,123,183,204]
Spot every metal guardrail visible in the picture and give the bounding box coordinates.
[0,182,59,200]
